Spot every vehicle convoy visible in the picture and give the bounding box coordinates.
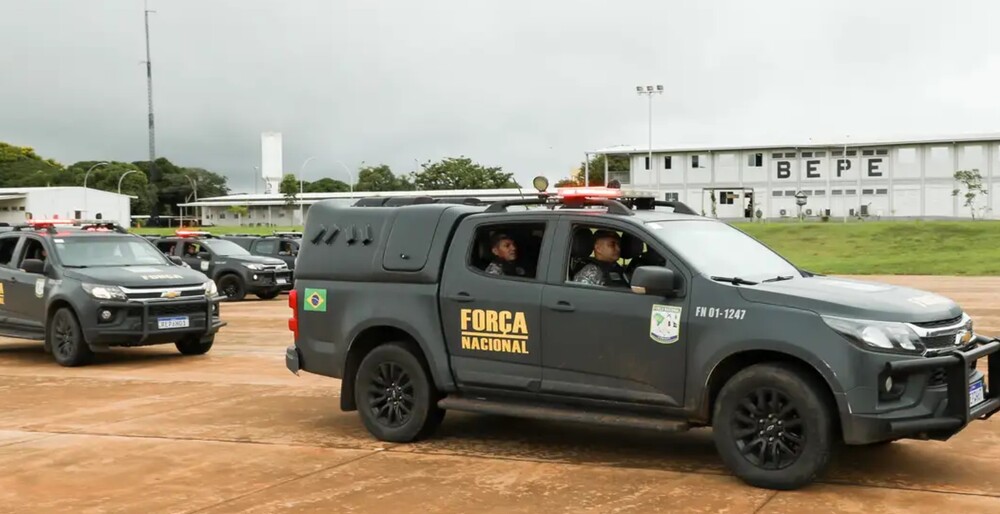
[0,220,226,366]
[221,232,301,276]
[284,183,999,490]
[154,231,292,301]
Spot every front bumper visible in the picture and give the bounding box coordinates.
[843,335,1000,443]
[82,294,227,347]
[245,269,293,293]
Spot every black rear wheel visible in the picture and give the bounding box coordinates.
[354,342,444,442]
[48,307,93,367]
[712,362,833,490]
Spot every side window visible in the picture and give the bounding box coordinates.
[183,242,203,257]
[156,241,175,254]
[468,222,546,280]
[0,236,19,267]
[566,224,666,288]
[17,238,47,267]
[255,240,278,255]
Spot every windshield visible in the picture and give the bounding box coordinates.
[201,239,251,256]
[647,220,800,281]
[54,237,171,267]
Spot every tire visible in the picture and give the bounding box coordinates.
[218,275,246,301]
[712,362,834,490]
[176,335,214,355]
[354,342,445,443]
[255,289,280,300]
[48,307,93,367]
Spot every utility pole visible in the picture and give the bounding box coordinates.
[144,1,160,225]
[636,85,664,197]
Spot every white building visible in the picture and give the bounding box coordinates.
[0,187,134,227]
[589,133,1000,220]
[179,188,537,227]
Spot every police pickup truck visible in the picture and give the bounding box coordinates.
[284,182,999,490]
[154,230,292,301]
[0,220,225,366]
[221,232,300,275]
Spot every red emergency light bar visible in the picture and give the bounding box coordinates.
[26,219,74,228]
[175,230,211,237]
[555,187,623,199]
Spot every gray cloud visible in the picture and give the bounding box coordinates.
[3,0,999,194]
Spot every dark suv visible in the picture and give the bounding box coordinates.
[0,220,226,366]
[154,231,292,301]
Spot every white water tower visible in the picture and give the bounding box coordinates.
[260,132,283,194]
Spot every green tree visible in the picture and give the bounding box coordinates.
[355,164,413,192]
[0,142,64,187]
[65,161,153,216]
[131,158,230,218]
[953,169,990,219]
[305,177,350,193]
[554,154,629,187]
[279,173,300,207]
[412,156,517,190]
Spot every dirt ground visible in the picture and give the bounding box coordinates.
[0,275,999,513]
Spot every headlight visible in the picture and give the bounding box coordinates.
[202,280,218,296]
[82,283,127,301]
[822,315,923,354]
[242,263,265,271]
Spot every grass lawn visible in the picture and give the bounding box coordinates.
[133,220,1000,276]
[734,220,1000,276]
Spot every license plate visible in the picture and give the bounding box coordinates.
[157,316,190,329]
[970,379,986,407]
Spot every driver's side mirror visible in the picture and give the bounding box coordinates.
[198,252,211,260]
[20,258,47,275]
[630,266,677,297]
[167,255,185,266]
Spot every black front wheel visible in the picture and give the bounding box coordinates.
[48,307,93,367]
[176,335,214,355]
[712,362,834,490]
[354,342,445,442]
[217,275,246,301]
[256,289,280,300]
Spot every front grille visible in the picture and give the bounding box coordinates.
[149,303,205,317]
[922,334,958,349]
[929,368,947,386]
[912,315,963,329]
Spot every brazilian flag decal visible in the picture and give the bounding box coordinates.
[304,288,327,312]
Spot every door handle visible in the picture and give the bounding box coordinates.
[550,301,575,312]
[448,292,475,303]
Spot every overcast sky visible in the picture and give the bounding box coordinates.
[3,0,1000,193]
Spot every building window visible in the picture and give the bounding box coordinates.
[748,153,763,167]
[835,150,858,157]
[875,149,888,156]
[771,153,783,159]
[831,190,843,196]
[665,192,679,202]
[772,190,782,197]
[785,190,796,196]
[220,213,226,219]
[802,152,813,158]
[691,155,700,168]
[664,156,672,169]
[814,190,826,196]
[862,150,875,156]
[784,152,796,158]
[862,189,874,195]
[814,151,826,157]
[876,188,888,195]
[845,189,857,195]
[644,156,650,170]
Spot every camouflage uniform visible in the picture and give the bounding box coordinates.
[572,259,628,287]
[486,260,526,277]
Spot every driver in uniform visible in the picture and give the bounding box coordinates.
[572,230,628,287]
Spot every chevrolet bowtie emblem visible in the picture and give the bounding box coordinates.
[161,291,181,299]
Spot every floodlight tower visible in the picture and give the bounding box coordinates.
[636,84,664,196]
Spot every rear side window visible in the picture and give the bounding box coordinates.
[255,240,278,254]
[0,236,18,267]
[469,222,546,280]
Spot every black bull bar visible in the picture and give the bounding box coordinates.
[883,335,1000,436]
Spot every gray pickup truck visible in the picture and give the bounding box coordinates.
[284,185,998,490]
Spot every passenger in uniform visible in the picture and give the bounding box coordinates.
[572,230,628,287]
[484,233,526,277]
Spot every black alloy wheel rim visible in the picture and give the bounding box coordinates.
[368,362,415,428]
[731,388,805,470]
[53,314,75,359]
[223,283,238,297]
